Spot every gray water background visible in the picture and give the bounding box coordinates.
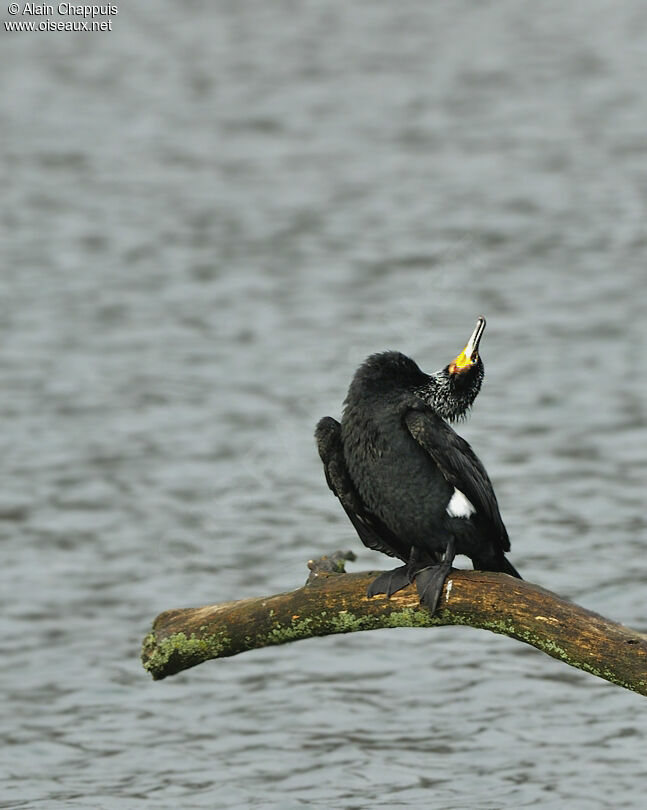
[2,1,647,807]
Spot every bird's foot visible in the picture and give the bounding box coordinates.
[366,565,411,598]
[413,561,453,613]
[412,538,455,613]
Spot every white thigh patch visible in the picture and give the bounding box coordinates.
[446,488,476,518]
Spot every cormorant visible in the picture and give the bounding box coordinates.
[315,316,521,613]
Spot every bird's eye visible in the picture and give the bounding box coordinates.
[471,353,479,363]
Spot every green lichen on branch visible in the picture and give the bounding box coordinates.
[263,605,439,645]
[142,629,230,680]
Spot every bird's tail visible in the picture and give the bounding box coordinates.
[474,553,522,580]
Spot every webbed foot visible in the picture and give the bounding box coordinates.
[414,562,453,612]
[366,565,411,598]
[412,538,455,613]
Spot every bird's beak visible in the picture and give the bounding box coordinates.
[449,316,486,373]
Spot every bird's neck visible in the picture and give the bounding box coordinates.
[416,368,483,422]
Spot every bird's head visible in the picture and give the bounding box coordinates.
[419,316,486,421]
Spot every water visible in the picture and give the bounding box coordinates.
[1,1,646,807]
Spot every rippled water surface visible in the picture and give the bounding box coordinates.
[2,2,647,808]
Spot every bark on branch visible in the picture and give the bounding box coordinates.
[141,553,647,695]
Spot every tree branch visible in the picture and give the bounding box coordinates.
[141,553,647,695]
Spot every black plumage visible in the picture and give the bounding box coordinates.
[315,317,521,612]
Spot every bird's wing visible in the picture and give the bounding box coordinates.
[315,416,409,562]
[404,407,510,553]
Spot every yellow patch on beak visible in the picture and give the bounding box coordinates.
[449,348,474,373]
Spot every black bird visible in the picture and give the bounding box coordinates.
[315,316,521,613]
